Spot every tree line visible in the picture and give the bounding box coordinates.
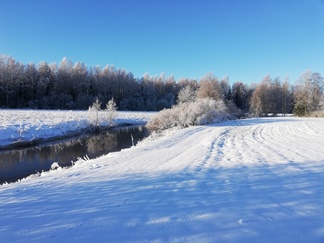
[0,54,323,116]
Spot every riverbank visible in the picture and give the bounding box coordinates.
[0,109,155,150]
[0,122,142,151]
[0,125,150,185]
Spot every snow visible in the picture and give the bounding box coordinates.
[0,109,153,148]
[1,116,324,242]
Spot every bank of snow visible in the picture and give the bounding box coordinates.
[1,117,324,242]
[0,110,154,149]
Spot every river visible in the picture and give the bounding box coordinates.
[0,125,149,184]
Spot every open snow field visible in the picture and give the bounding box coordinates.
[1,117,324,242]
[0,109,153,148]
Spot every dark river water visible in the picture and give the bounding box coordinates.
[0,125,149,185]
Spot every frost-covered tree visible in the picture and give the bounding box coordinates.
[281,78,293,116]
[54,57,74,108]
[250,76,294,117]
[88,98,102,129]
[106,97,117,126]
[220,76,231,101]
[250,76,269,116]
[23,63,38,107]
[141,74,158,110]
[0,55,24,108]
[177,85,196,104]
[197,73,223,101]
[1,54,322,115]
[250,85,263,117]
[72,62,88,97]
[250,75,278,116]
[232,82,252,113]
[37,62,54,108]
[294,70,324,116]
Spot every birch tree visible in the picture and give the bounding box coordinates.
[197,73,223,101]
[294,70,324,116]
[106,97,117,126]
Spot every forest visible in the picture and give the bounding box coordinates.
[0,54,323,117]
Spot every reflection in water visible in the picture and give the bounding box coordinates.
[86,132,118,154]
[0,126,149,184]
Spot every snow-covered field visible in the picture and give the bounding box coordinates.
[0,109,153,148]
[1,116,324,242]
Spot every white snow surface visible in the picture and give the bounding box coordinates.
[0,109,153,148]
[1,117,324,242]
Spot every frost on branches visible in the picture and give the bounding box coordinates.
[147,98,232,131]
[88,98,102,130]
[88,98,118,130]
[106,98,117,126]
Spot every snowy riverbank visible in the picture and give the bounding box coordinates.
[0,110,154,149]
[1,117,324,242]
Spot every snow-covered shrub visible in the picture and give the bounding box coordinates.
[147,108,179,131]
[73,155,90,166]
[147,98,232,131]
[50,162,61,170]
[194,98,229,125]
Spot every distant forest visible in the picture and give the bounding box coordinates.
[0,55,323,116]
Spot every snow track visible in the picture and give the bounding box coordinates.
[1,117,324,242]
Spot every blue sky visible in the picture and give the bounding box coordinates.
[1,0,324,84]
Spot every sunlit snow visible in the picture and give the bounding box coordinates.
[0,109,154,148]
[0,114,324,242]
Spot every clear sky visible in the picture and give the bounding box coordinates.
[1,0,324,84]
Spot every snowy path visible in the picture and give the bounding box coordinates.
[1,117,324,242]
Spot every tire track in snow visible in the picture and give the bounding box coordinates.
[209,118,324,168]
[195,127,233,172]
[96,125,238,224]
[204,118,324,225]
[76,126,214,218]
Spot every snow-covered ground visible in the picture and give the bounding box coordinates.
[0,109,153,148]
[1,117,324,242]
